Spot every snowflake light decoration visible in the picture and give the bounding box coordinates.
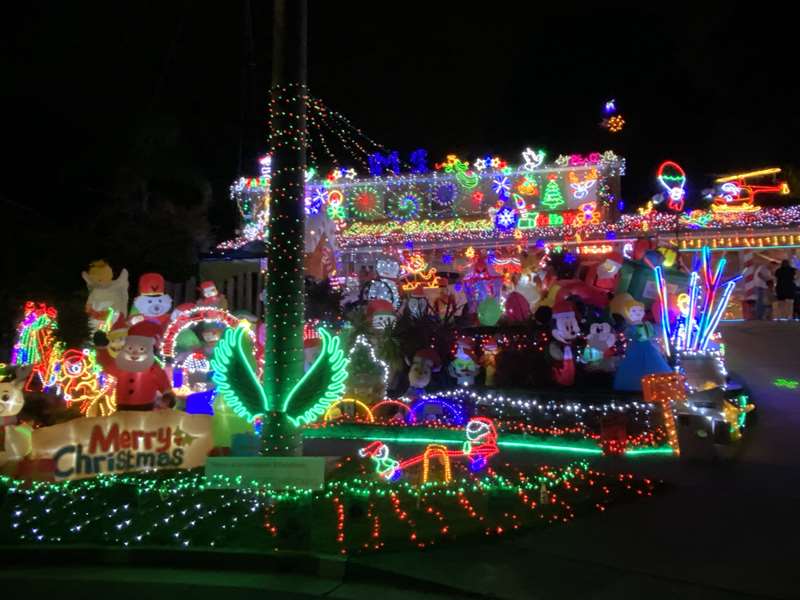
[494,207,519,232]
[493,175,511,200]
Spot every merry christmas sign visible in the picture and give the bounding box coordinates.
[30,410,212,481]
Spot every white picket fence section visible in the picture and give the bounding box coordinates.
[166,273,263,316]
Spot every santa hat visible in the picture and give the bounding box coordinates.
[367,299,395,320]
[128,320,162,340]
[414,348,441,368]
[199,280,218,296]
[552,300,575,319]
[139,273,166,296]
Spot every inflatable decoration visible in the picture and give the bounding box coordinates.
[107,315,129,358]
[82,261,129,334]
[366,299,396,330]
[514,273,542,307]
[129,273,173,334]
[407,288,430,318]
[478,297,502,326]
[0,368,32,468]
[363,256,402,309]
[585,252,623,291]
[549,300,578,386]
[197,281,228,310]
[480,338,500,387]
[94,321,174,411]
[613,296,671,391]
[503,291,531,322]
[448,337,479,387]
[161,306,245,360]
[406,349,441,398]
[582,322,617,372]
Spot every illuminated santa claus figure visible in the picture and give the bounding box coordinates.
[94,321,174,411]
[585,252,624,291]
[196,280,228,310]
[129,273,173,334]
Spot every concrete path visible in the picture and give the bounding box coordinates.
[355,322,800,599]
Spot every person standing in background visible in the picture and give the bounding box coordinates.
[753,261,773,320]
[774,259,797,320]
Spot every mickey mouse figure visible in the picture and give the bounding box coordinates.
[549,300,579,386]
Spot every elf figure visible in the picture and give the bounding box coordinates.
[462,417,499,472]
[94,321,175,411]
[549,300,578,386]
[107,314,129,358]
[359,441,401,481]
[129,273,173,334]
[448,337,480,386]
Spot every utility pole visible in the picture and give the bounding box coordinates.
[262,0,308,453]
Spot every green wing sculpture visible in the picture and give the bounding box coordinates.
[211,326,267,423]
[211,325,348,428]
[285,328,349,427]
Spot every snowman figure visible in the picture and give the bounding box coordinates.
[129,273,173,334]
[363,256,401,309]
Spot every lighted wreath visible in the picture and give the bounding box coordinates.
[161,306,253,360]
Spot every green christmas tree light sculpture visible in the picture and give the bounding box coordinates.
[541,174,566,210]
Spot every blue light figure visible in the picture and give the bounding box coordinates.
[409,149,429,174]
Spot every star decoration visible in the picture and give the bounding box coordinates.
[345,168,357,180]
[473,158,487,172]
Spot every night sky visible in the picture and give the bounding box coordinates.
[3,2,798,238]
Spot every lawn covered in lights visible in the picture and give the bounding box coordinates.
[0,458,658,554]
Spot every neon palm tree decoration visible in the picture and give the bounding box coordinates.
[210,0,348,455]
[652,246,742,354]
